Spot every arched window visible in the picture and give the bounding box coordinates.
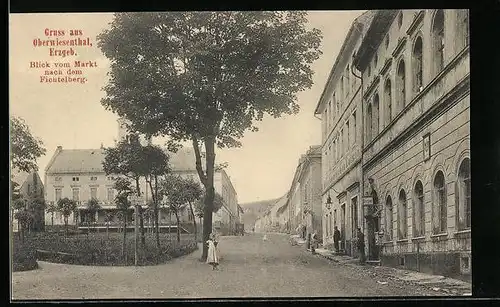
[433,171,447,234]
[385,35,390,50]
[456,10,469,51]
[398,189,408,239]
[412,36,423,95]
[340,76,344,99]
[345,65,350,95]
[385,196,393,241]
[413,181,425,237]
[384,79,392,127]
[456,158,471,230]
[398,12,403,29]
[366,103,373,142]
[432,10,445,77]
[396,59,406,112]
[372,94,380,137]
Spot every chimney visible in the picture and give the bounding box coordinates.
[100,143,104,149]
[57,145,62,151]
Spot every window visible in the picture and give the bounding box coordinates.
[396,59,406,111]
[72,177,80,182]
[91,187,98,199]
[340,130,344,155]
[385,196,393,241]
[412,36,423,94]
[385,35,390,49]
[366,103,373,142]
[384,79,392,127]
[334,209,337,227]
[374,53,378,69]
[456,10,469,50]
[340,76,344,99]
[107,188,114,202]
[90,176,98,181]
[398,190,408,239]
[72,188,80,202]
[398,12,403,29]
[55,188,62,202]
[372,94,380,137]
[432,10,445,77]
[456,158,471,230]
[352,111,357,144]
[367,64,371,77]
[413,181,425,237]
[345,65,350,95]
[433,171,447,234]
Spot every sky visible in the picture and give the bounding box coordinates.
[9,11,365,204]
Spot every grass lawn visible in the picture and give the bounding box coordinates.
[12,231,198,269]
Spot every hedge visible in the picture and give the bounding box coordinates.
[13,232,198,267]
[12,238,38,272]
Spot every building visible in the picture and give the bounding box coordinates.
[240,198,280,231]
[44,118,239,234]
[287,146,323,239]
[314,11,374,256]
[253,195,289,233]
[352,9,470,280]
[11,168,45,232]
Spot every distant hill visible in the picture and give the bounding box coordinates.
[240,198,281,229]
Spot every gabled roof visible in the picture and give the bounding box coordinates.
[45,146,209,175]
[11,167,31,186]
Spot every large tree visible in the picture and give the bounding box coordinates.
[113,177,134,262]
[10,116,46,173]
[57,198,77,236]
[98,11,322,260]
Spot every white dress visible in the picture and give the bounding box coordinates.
[206,240,219,264]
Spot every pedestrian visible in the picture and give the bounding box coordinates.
[263,234,268,241]
[206,237,219,270]
[333,226,340,253]
[311,231,318,253]
[357,227,366,264]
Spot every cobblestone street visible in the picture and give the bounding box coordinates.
[12,233,450,299]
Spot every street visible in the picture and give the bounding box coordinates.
[12,233,443,299]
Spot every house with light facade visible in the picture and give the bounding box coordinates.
[313,11,375,257]
[286,146,322,239]
[44,118,239,235]
[352,9,470,280]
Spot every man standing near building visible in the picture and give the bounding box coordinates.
[357,227,366,264]
[333,226,341,253]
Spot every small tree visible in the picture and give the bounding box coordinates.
[57,198,78,236]
[27,196,46,232]
[10,116,46,173]
[104,211,114,240]
[14,210,33,242]
[86,198,101,233]
[160,175,186,243]
[46,201,58,227]
[114,177,133,261]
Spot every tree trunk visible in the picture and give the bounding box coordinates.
[139,205,146,249]
[64,216,68,237]
[154,175,160,251]
[123,215,127,263]
[201,137,216,261]
[51,212,54,227]
[189,202,197,242]
[175,211,181,243]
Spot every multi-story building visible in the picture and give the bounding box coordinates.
[352,9,470,280]
[11,168,45,232]
[314,11,374,256]
[253,195,289,233]
[287,146,323,239]
[44,118,239,234]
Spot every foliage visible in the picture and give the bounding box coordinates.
[57,198,78,219]
[10,116,46,173]
[194,190,223,217]
[97,11,322,259]
[12,238,38,272]
[46,201,58,225]
[14,232,198,266]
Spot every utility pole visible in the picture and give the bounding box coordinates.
[134,203,139,266]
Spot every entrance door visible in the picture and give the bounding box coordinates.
[341,204,346,251]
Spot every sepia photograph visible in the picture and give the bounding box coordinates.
[9,9,471,300]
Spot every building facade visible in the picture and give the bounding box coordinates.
[287,146,323,239]
[314,11,374,256]
[353,9,470,280]
[44,119,239,234]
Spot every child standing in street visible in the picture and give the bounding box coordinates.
[206,237,219,270]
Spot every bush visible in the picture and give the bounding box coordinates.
[12,238,38,272]
[15,232,198,266]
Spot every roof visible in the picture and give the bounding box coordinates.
[353,10,398,71]
[11,167,31,186]
[275,195,289,215]
[313,10,375,115]
[45,146,210,175]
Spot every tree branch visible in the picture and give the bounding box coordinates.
[192,135,207,186]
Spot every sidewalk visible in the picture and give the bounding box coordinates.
[312,248,472,296]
